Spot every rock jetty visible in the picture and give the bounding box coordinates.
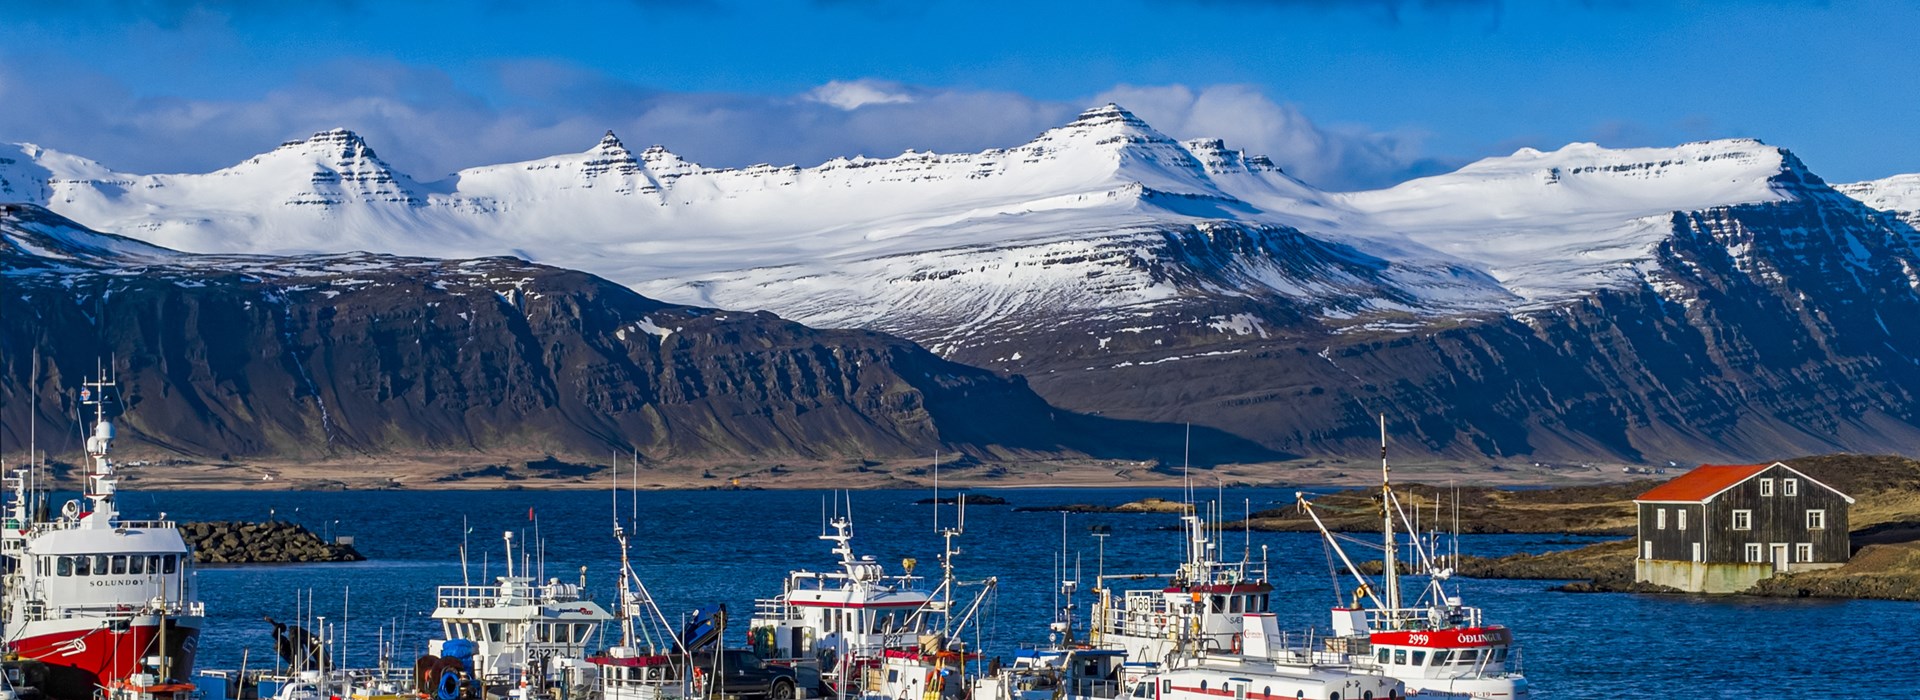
[181,521,366,564]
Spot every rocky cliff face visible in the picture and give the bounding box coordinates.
[0,205,1261,467]
[1023,189,1920,463]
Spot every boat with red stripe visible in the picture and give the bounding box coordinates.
[2,373,205,700]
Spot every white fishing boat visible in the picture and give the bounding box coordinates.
[1294,419,1528,699]
[415,531,613,700]
[748,495,994,700]
[975,496,1398,700]
[1087,504,1272,669]
[0,375,205,700]
[1119,613,1403,700]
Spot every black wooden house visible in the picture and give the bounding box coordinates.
[1633,462,1853,593]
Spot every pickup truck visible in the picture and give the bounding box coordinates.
[686,649,801,700]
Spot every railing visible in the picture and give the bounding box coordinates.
[434,584,592,609]
[1070,679,1121,699]
[1363,606,1482,631]
[30,519,178,535]
[751,598,797,621]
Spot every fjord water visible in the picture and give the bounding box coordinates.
[117,487,1917,697]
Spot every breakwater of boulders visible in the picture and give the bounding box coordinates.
[181,521,366,564]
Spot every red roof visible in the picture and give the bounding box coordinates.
[1635,463,1773,502]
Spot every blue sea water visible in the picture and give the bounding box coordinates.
[104,487,1920,697]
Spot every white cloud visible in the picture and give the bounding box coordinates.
[1095,83,1452,190]
[806,79,917,110]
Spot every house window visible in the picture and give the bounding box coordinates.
[1745,543,1763,563]
[1732,510,1752,530]
[1807,509,1827,530]
[1691,542,1703,562]
[1796,543,1814,562]
[1642,541,1653,559]
[1656,509,1667,530]
[1760,478,1775,497]
[1784,478,1798,496]
[1678,509,1688,530]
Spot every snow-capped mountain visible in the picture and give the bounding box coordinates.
[1839,173,1920,228]
[9,106,1920,463]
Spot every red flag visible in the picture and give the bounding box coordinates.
[528,507,535,521]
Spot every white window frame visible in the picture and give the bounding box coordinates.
[1807,509,1826,530]
[1760,478,1775,497]
[1744,543,1763,563]
[1678,509,1688,531]
[1691,542,1703,562]
[1642,541,1653,559]
[1732,509,1752,530]
[1783,478,1799,497]
[1656,508,1667,530]
[1795,543,1814,562]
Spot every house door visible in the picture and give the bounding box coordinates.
[1770,544,1789,573]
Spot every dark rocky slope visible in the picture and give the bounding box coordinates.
[1019,167,1920,465]
[0,205,1269,468]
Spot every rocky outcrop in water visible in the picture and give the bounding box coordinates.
[182,521,365,564]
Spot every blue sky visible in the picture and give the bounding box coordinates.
[1,0,1914,190]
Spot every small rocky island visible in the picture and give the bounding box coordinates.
[1014,497,1189,514]
[914,494,1009,505]
[181,521,366,564]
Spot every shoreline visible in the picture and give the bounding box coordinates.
[92,454,1643,492]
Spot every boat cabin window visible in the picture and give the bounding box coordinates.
[1162,680,1172,695]
[56,556,71,576]
[164,555,178,574]
[1457,649,1479,664]
[129,556,145,575]
[1492,648,1508,663]
[110,555,127,575]
[1134,683,1150,698]
[486,623,504,642]
[1375,649,1388,664]
[1393,649,1406,665]
[93,555,108,573]
[1431,651,1451,666]
[1410,651,1426,666]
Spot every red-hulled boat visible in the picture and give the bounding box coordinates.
[2,376,205,700]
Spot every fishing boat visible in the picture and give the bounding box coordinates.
[1294,419,1528,699]
[1086,504,1272,669]
[747,495,995,700]
[414,531,614,700]
[0,376,205,700]
[974,499,1399,700]
[1117,613,1404,700]
[588,463,696,700]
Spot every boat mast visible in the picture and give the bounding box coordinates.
[80,371,120,529]
[1380,414,1399,614]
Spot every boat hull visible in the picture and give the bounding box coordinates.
[7,615,203,700]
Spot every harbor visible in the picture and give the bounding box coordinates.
[9,480,1918,697]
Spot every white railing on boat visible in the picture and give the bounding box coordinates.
[435,583,590,609]
[1361,606,1483,631]
[29,519,178,535]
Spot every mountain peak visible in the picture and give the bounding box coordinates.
[594,130,628,154]
[275,128,380,161]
